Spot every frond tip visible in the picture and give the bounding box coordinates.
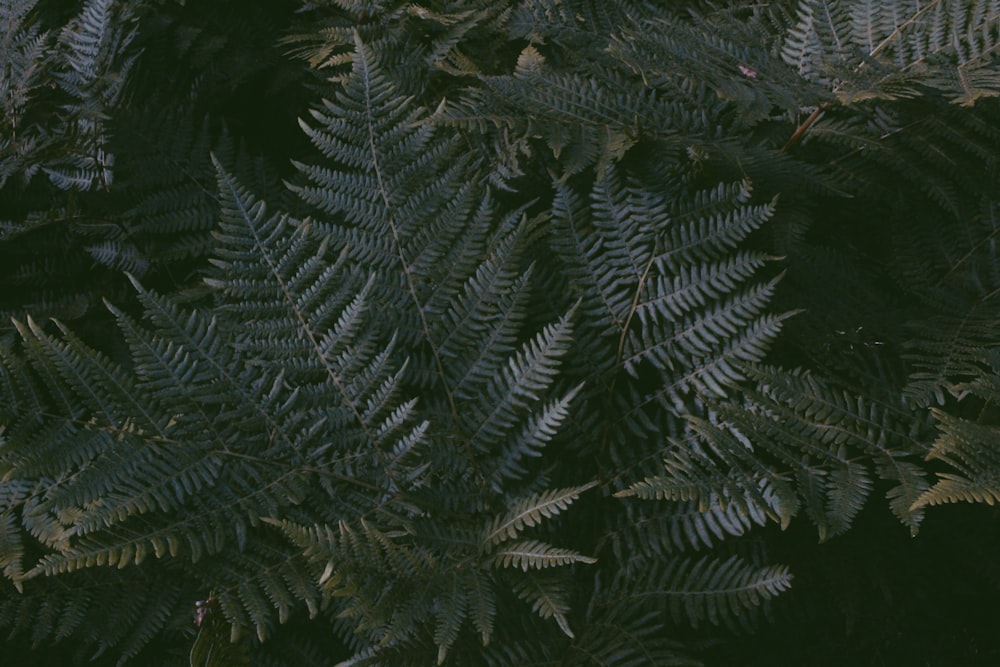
[912,409,1000,509]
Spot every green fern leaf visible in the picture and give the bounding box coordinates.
[483,481,598,547]
[468,569,497,647]
[510,570,577,638]
[493,539,597,572]
[616,555,792,629]
[434,573,467,665]
[0,509,24,590]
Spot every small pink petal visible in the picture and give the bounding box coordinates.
[738,64,757,79]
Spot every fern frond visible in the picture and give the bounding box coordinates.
[290,33,470,274]
[904,300,999,406]
[468,568,497,647]
[433,573,467,665]
[607,555,792,630]
[611,11,815,124]
[439,44,681,177]
[0,508,25,588]
[781,0,1000,106]
[624,362,933,541]
[571,597,697,666]
[509,570,577,638]
[625,274,789,383]
[604,498,768,560]
[461,311,576,481]
[45,0,139,191]
[617,418,798,532]
[781,0,854,86]
[483,482,598,548]
[493,539,596,572]
[913,407,1000,508]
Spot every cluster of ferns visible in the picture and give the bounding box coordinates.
[2,1,1000,665]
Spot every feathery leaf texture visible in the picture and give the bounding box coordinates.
[781,0,1000,105]
[598,555,792,630]
[3,1,1000,664]
[483,482,598,547]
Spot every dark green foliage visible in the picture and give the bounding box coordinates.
[3,0,1000,665]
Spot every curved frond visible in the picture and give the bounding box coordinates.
[604,555,792,630]
[483,482,597,547]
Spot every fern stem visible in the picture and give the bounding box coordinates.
[780,103,829,154]
[598,241,658,478]
[616,244,657,370]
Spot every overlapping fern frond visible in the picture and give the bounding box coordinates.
[266,36,600,663]
[593,553,792,632]
[549,165,794,458]
[620,364,932,540]
[6,1,1000,665]
[780,0,1000,106]
[0,154,425,652]
[902,206,1000,511]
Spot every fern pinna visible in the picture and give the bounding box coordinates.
[3,1,1000,665]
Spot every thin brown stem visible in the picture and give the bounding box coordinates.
[780,103,830,154]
